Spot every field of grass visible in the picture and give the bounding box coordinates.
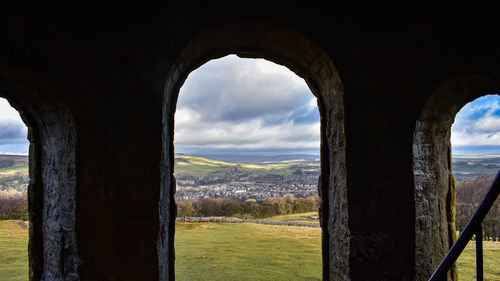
[1,218,499,280]
[456,240,500,280]
[176,221,499,280]
[0,220,28,281]
[0,166,28,175]
[175,222,322,280]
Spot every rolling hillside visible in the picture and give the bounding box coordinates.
[0,155,28,174]
[174,153,320,178]
[452,154,500,174]
[174,153,500,178]
[2,153,499,178]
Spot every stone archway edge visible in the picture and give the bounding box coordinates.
[0,68,80,281]
[413,74,500,281]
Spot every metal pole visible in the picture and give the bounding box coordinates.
[476,225,483,281]
[428,170,500,281]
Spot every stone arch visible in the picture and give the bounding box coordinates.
[159,22,348,280]
[0,67,80,281]
[413,74,500,280]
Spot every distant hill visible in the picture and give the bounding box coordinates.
[5,153,497,179]
[0,155,28,174]
[452,154,500,174]
[174,154,319,178]
[175,153,500,178]
[180,152,320,163]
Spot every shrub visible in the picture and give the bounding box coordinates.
[175,195,319,219]
[456,174,500,239]
[0,190,28,220]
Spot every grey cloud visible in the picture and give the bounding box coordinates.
[174,55,320,152]
[0,120,28,142]
[177,55,314,124]
[175,117,320,150]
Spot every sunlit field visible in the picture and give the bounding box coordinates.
[1,218,498,280]
[175,220,500,281]
[0,220,28,281]
[456,240,500,280]
[175,221,322,281]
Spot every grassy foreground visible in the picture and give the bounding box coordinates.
[0,220,28,281]
[175,222,322,280]
[456,240,500,280]
[1,219,499,280]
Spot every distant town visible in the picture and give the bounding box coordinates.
[2,153,500,201]
[175,166,319,200]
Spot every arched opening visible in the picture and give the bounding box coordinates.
[0,69,80,281]
[451,94,500,279]
[413,75,500,280]
[160,23,347,280]
[173,54,322,280]
[0,97,29,280]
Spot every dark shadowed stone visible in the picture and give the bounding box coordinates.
[1,9,500,281]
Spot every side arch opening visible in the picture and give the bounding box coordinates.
[413,74,500,280]
[159,23,348,280]
[0,69,80,281]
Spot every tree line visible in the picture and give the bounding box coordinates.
[0,190,28,220]
[1,172,498,240]
[456,174,499,240]
[176,195,319,219]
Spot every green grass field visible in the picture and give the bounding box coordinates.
[0,220,28,281]
[0,219,498,280]
[0,166,28,175]
[175,222,322,280]
[456,240,500,280]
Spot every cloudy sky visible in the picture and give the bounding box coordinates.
[0,56,498,156]
[451,95,500,155]
[174,55,320,155]
[0,98,29,155]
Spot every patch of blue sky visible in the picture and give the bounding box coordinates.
[492,108,500,117]
[452,94,500,155]
[291,107,319,124]
[0,142,29,155]
[453,145,500,155]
